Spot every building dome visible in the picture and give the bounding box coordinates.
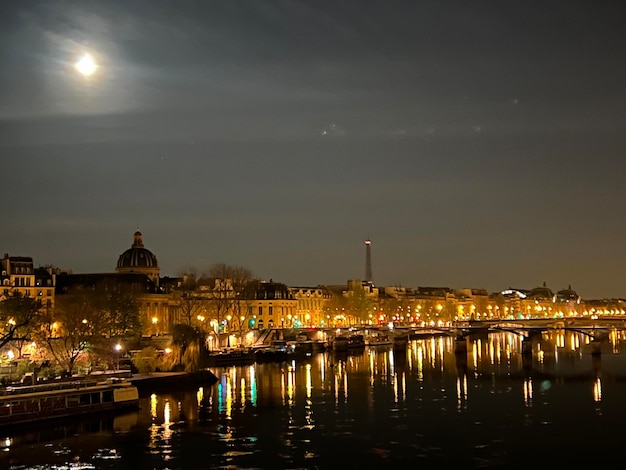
[117,231,158,269]
[116,231,160,285]
[557,285,579,302]
[528,281,554,301]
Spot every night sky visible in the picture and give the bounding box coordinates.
[1,1,625,298]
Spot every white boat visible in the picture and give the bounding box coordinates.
[331,335,349,351]
[366,332,393,347]
[0,378,139,428]
[288,339,327,356]
[332,333,365,351]
[207,347,255,366]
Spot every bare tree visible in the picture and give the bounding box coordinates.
[34,294,96,376]
[323,293,350,327]
[174,268,207,327]
[0,292,43,352]
[91,288,142,338]
[344,285,374,325]
[34,288,142,376]
[205,263,253,345]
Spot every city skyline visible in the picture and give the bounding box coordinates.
[1,230,619,301]
[2,1,625,299]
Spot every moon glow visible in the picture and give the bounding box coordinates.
[75,53,97,76]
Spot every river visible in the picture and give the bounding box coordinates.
[3,329,626,469]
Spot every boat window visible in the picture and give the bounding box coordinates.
[25,400,39,413]
[10,402,26,414]
[40,397,54,410]
[67,395,81,406]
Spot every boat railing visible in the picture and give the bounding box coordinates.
[1,380,103,396]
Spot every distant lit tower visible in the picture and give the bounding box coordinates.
[364,238,373,284]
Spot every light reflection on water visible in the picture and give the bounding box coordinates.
[4,330,626,468]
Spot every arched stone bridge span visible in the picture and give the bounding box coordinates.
[273,317,626,345]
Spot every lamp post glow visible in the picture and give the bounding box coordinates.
[115,343,122,370]
[239,315,245,345]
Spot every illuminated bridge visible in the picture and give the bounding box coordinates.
[312,317,626,355]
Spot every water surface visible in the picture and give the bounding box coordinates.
[3,330,625,469]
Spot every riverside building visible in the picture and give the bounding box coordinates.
[2,232,623,335]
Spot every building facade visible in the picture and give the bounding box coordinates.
[289,286,333,328]
[244,280,297,330]
[1,254,36,301]
[3,232,623,336]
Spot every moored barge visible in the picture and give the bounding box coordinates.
[0,378,139,428]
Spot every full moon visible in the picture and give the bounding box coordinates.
[75,53,97,76]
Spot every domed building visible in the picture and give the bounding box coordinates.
[116,231,160,287]
[556,285,582,316]
[527,282,555,302]
[520,282,559,318]
[556,284,580,303]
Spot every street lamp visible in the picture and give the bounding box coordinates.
[239,315,245,345]
[115,343,122,371]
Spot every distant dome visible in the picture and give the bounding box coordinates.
[557,285,579,302]
[116,231,158,269]
[528,282,554,300]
